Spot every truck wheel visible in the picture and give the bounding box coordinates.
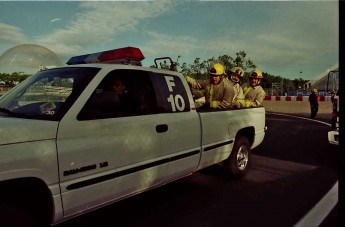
[222,136,251,178]
[0,203,38,227]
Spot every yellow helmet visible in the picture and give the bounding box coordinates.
[230,67,244,78]
[209,63,225,76]
[313,88,317,93]
[249,69,263,79]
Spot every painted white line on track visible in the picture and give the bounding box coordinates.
[268,112,337,227]
[268,112,331,127]
[293,181,338,227]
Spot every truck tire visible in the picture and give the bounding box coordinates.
[222,136,251,178]
[0,203,38,227]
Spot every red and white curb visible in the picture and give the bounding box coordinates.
[264,96,332,102]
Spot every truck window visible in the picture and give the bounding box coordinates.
[78,69,158,120]
[0,67,98,121]
[151,73,190,113]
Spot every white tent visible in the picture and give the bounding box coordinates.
[305,63,339,93]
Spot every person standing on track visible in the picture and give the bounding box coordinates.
[308,88,319,118]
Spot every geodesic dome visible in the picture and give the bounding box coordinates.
[0,44,64,75]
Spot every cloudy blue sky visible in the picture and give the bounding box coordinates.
[0,0,339,80]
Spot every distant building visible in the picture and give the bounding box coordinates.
[0,44,63,75]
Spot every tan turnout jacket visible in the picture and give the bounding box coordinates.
[189,77,234,109]
[242,85,266,107]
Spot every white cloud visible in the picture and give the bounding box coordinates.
[35,1,175,59]
[143,31,199,58]
[50,18,61,23]
[140,1,338,74]
[0,23,28,45]
[190,1,338,76]
[0,0,337,79]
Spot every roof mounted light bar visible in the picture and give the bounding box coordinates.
[66,47,145,66]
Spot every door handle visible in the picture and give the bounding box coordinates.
[156,124,168,133]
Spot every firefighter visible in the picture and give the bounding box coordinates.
[241,69,266,107]
[186,63,234,109]
[226,66,245,108]
[308,88,319,118]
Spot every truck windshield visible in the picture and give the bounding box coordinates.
[0,67,100,120]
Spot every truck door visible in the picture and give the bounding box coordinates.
[56,69,170,217]
[151,72,201,180]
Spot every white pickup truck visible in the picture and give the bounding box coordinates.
[0,47,266,226]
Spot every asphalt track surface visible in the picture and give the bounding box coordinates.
[56,112,339,227]
[256,113,339,227]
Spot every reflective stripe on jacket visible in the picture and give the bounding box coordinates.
[242,85,266,107]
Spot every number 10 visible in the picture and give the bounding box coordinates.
[167,94,185,112]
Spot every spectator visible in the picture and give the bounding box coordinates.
[308,88,319,118]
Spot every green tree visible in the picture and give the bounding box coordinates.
[179,51,256,80]
[292,78,308,90]
[0,72,30,85]
[148,51,308,93]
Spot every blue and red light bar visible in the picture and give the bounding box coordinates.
[66,47,145,66]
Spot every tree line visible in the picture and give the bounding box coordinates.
[152,51,309,93]
[0,72,30,85]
